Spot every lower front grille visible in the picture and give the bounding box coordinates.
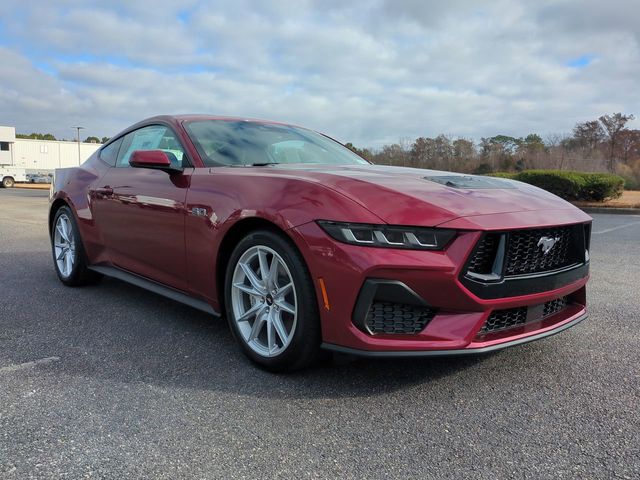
[479,296,569,335]
[543,296,568,317]
[365,302,436,335]
[479,306,528,334]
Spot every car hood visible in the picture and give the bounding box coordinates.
[264,164,584,227]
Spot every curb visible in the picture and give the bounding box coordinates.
[14,184,51,190]
[577,207,640,215]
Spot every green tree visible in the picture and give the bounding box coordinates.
[572,120,605,150]
[16,132,57,140]
[522,133,545,151]
[344,142,373,162]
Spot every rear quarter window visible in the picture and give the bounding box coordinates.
[99,137,123,166]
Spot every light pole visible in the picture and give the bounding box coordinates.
[71,126,84,165]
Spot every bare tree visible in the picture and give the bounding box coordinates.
[544,133,575,169]
[452,138,476,171]
[410,137,430,168]
[616,129,640,165]
[599,113,635,172]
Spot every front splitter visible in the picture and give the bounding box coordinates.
[321,311,588,357]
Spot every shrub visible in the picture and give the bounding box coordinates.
[484,170,625,202]
[488,172,518,179]
[474,163,493,174]
[516,170,586,200]
[616,163,640,190]
[622,176,640,190]
[581,173,624,201]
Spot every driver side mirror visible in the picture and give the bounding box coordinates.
[129,150,183,173]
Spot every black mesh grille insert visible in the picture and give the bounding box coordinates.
[504,226,574,276]
[479,306,528,334]
[479,296,569,335]
[543,296,568,317]
[467,234,500,275]
[365,302,437,335]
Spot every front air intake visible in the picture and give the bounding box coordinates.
[479,296,569,335]
[365,301,436,335]
[352,279,437,335]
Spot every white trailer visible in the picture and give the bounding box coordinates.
[0,166,27,187]
[1,126,27,187]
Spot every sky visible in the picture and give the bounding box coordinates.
[0,0,639,147]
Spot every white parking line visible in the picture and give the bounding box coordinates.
[0,356,60,374]
[593,221,640,235]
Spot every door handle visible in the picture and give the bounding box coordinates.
[94,186,114,196]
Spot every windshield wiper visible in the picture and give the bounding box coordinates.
[249,162,279,166]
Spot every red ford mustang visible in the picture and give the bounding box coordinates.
[49,115,591,371]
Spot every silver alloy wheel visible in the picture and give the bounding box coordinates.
[53,213,76,278]
[231,245,298,357]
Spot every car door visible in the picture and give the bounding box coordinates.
[90,124,192,291]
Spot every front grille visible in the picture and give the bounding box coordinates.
[479,296,569,335]
[365,302,436,335]
[504,226,574,276]
[466,225,581,281]
[467,234,500,275]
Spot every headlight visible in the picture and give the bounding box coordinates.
[316,221,456,250]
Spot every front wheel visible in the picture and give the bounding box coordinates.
[1,177,14,188]
[224,230,321,372]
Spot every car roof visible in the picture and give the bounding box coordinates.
[140,114,299,128]
[103,114,311,151]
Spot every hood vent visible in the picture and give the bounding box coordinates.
[424,175,516,189]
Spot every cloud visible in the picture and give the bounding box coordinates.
[0,0,639,145]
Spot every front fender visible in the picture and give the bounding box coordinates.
[184,168,384,308]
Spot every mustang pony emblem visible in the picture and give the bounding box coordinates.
[537,236,560,255]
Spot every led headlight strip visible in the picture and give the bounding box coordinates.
[317,221,456,250]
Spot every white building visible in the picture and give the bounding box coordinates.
[0,126,101,171]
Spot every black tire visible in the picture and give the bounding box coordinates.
[224,229,321,372]
[51,205,103,286]
[1,177,14,188]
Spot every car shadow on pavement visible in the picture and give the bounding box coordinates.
[3,254,494,400]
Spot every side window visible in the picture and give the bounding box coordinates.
[99,137,123,166]
[116,125,186,168]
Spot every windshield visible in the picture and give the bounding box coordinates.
[184,120,369,167]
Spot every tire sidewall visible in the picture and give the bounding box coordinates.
[2,177,14,188]
[224,230,320,371]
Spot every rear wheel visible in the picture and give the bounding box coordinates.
[1,177,14,188]
[225,230,321,372]
[51,205,102,286]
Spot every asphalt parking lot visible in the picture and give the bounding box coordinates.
[1,188,638,479]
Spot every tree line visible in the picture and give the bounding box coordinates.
[16,133,110,144]
[14,112,640,188]
[345,112,640,188]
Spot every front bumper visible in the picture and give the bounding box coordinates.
[322,310,588,357]
[290,219,589,355]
